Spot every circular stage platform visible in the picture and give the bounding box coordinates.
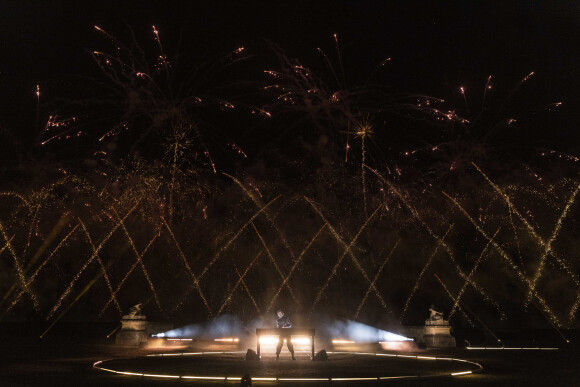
[93,351,482,383]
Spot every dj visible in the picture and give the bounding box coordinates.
[275,309,296,360]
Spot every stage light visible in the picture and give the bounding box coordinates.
[291,337,311,345]
[257,336,310,345]
[332,377,378,381]
[451,371,472,376]
[332,339,355,344]
[327,320,412,343]
[116,371,143,376]
[142,373,180,378]
[94,350,483,381]
[258,336,279,344]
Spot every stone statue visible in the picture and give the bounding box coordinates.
[428,307,444,322]
[425,304,447,325]
[423,304,456,347]
[127,303,144,318]
[117,303,148,346]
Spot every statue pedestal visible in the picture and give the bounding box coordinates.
[116,315,148,347]
[424,324,456,347]
[424,319,456,348]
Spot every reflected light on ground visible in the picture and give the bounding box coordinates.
[258,336,311,345]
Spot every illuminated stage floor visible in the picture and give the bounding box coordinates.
[1,342,579,386]
[93,350,480,382]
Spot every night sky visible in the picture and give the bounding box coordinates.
[2,1,579,148]
[1,1,580,328]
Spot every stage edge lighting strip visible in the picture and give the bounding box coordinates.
[467,347,558,350]
[93,350,483,382]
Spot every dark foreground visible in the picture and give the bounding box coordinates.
[2,343,579,386]
[0,325,579,386]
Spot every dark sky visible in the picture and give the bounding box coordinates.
[1,1,579,140]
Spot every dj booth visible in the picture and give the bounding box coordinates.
[255,328,316,359]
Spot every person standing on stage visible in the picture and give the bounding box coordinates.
[275,309,295,360]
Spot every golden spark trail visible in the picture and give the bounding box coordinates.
[365,165,503,316]
[252,222,299,306]
[354,119,373,218]
[482,75,492,110]
[99,230,159,316]
[508,207,525,269]
[41,265,110,339]
[460,86,470,115]
[161,217,210,314]
[0,192,30,206]
[362,148,367,218]
[569,292,580,325]
[472,162,579,288]
[168,142,179,219]
[498,72,535,116]
[217,251,262,316]
[307,199,388,312]
[26,203,42,253]
[8,225,79,312]
[433,275,476,331]
[78,219,121,315]
[48,202,139,320]
[0,221,39,310]
[442,191,560,326]
[525,182,580,307]
[111,206,163,314]
[450,228,501,319]
[401,225,453,319]
[237,267,261,314]
[569,294,580,325]
[267,223,327,312]
[224,173,296,260]
[172,196,281,313]
[25,214,71,273]
[0,235,13,256]
[0,235,15,307]
[199,196,280,280]
[354,238,400,320]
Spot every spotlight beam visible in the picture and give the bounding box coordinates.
[354,238,400,320]
[2,214,70,310]
[7,225,79,312]
[48,201,139,320]
[78,219,122,315]
[267,223,327,312]
[41,261,112,339]
[0,234,16,307]
[0,221,39,310]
